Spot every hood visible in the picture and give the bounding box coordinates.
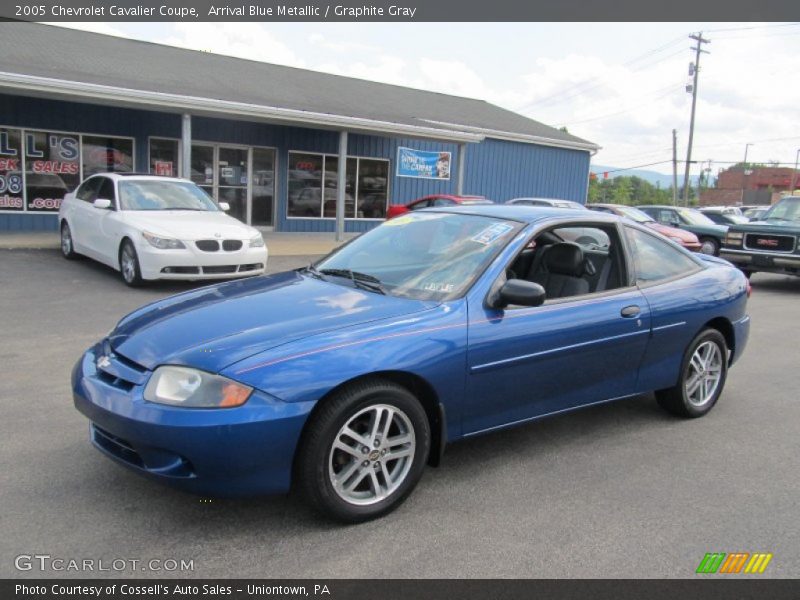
[110,272,437,372]
[728,220,800,233]
[645,221,699,242]
[123,210,256,240]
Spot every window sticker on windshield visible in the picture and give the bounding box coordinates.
[471,222,514,245]
[422,282,455,293]
[384,215,414,227]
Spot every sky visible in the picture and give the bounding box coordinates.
[52,21,800,178]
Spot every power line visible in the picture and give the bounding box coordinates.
[515,36,687,111]
[703,22,800,33]
[558,82,684,127]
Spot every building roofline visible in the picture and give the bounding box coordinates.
[0,70,484,143]
[418,118,601,153]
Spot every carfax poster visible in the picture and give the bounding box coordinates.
[396,147,451,180]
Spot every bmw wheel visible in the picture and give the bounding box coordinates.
[60,222,78,260]
[296,380,430,523]
[656,328,728,418]
[119,240,143,287]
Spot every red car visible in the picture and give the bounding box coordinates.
[386,194,493,219]
[587,203,702,251]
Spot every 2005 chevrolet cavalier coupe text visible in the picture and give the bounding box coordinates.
[73,205,751,522]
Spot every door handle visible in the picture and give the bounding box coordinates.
[620,305,641,318]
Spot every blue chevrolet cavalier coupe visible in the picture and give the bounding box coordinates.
[73,205,751,522]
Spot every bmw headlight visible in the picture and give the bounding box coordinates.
[142,231,186,250]
[144,366,253,408]
[249,234,265,248]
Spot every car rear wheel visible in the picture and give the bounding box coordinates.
[656,328,728,418]
[699,237,719,256]
[119,240,143,287]
[60,222,79,260]
[295,380,430,523]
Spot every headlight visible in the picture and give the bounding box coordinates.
[143,366,252,408]
[249,234,265,248]
[142,231,186,250]
[725,231,744,246]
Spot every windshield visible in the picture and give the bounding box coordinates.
[763,197,800,222]
[119,180,220,211]
[726,214,750,225]
[313,212,523,301]
[615,206,653,223]
[677,208,716,226]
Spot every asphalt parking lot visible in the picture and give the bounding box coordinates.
[1,249,798,579]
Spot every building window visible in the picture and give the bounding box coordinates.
[25,131,81,212]
[287,151,388,219]
[0,127,135,214]
[0,128,23,211]
[149,138,180,177]
[82,136,133,178]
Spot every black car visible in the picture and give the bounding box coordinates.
[720,195,800,278]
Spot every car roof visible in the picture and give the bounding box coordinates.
[411,194,487,203]
[421,203,619,225]
[86,173,193,184]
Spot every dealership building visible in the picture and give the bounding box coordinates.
[0,22,598,234]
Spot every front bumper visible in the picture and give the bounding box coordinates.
[136,241,268,281]
[72,347,312,497]
[720,247,800,276]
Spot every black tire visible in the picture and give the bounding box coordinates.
[60,221,79,260]
[118,240,143,287]
[295,379,430,523]
[699,237,720,256]
[656,328,728,418]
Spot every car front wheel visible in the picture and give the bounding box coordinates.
[295,380,430,523]
[699,237,719,256]
[119,240,143,287]
[656,328,728,418]
[60,222,78,259]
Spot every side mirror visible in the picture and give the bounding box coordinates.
[93,198,112,209]
[219,202,231,211]
[490,279,546,309]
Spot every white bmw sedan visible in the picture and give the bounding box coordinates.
[58,174,268,286]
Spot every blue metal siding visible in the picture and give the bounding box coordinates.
[0,94,591,233]
[464,138,590,203]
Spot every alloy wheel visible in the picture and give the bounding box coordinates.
[61,226,72,256]
[328,404,416,506]
[121,247,136,283]
[685,340,723,407]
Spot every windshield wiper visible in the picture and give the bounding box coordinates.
[319,268,386,295]
[302,263,325,280]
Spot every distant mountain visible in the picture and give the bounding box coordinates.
[592,165,699,188]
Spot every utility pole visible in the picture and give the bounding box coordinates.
[789,148,800,195]
[740,143,753,206]
[682,32,711,206]
[672,129,678,205]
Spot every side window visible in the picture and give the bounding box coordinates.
[410,200,431,210]
[75,178,101,203]
[625,226,700,284]
[96,178,117,209]
[505,223,626,303]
